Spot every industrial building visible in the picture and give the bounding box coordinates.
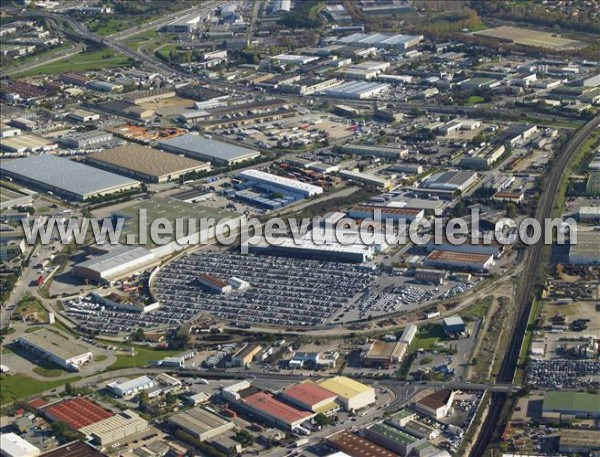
[341,144,408,160]
[442,316,466,337]
[242,391,315,430]
[422,171,478,193]
[43,398,113,430]
[230,343,262,367]
[107,375,155,397]
[460,145,506,169]
[251,238,373,263]
[121,88,176,105]
[424,250,495,272]
[59,130,113,149]
[399,325,417,345]
[325,81,390,99]
[198,274,232,294]
[1,155,140,201]
[161,13,202,33]
[494,124,538,147]
[158,134,260,166]
[426,238,505,259]
[280,381,339,414]
[67,109,100,123]
[339,170,392,190]
[19,329,93,372]
[348,205,424,222]
[169,407,235,441]
[559,429,600,454]
[361,341,407,368]
[73,245,158,283]
[365,422,427,457]
[239,169,323,197]
[542,391,600,420]
[578,206,600,222]
[0,433,40,457]
[414,389,455,419]
[87,144,210,183]
[79,410,149,446]
[327,431,398,457]
[337,32,423,50]
[0,134,57,153]
[317,376,375,412]
[568,231,600,265]
[414,268,448,285]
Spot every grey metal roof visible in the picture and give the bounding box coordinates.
[1,155,139,198]
[158,134,258,162]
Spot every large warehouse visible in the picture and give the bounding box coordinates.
[168,407,235,441]
[0,433,40,457]
[422,171,478,193]
[73,245,158,283]
[87,144,211,183]
[325,81,390,99]
[239,169,323,197]
[317,376,376,412]
[279,381,339,414]
[158,134,260,166]
[542,391,600,420]
[19,329,93,372]
[360,341,407,368]
[337,32,423,50]
[1,155,140,201]
[568,231,600,265]
[242,391,315,430]
[424,250,495,272]
[348,205,424,223]
[43,398,113,430]
[79,410,149,446]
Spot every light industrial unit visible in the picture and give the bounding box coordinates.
[18,329,93,372]
[158,134,260,166]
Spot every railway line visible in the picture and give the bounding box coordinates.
[469,115,600,457]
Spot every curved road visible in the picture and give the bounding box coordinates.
[469,115,600,457]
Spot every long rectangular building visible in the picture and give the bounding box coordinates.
[19,329,92,371]
[1,155,140,201]
[424,250,494,272]
[317,376,375,412]
[168,407,235,441]
[158,134,260,166]
[243,391,314,429]
[240,169,323,197]
[348,205,424,222]
[87,143,210,183]
[79,410,149,445]
[73,245,158,283]
[339,170,392,190]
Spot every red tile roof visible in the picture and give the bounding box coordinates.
[244,391,313,425]
[281,381,337,408]
[44,398,113,430]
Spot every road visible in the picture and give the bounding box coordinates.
[469,114,600,457]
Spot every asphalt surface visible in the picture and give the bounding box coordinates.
[469,115,600,457]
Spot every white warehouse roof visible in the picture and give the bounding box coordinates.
[240,169,323,196]
[0,433,40,457]
[75,245,156,280]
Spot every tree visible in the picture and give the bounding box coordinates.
[139,389,150,411]
[505,202,518,219]
[131,328,145,342]
[65,382,74,395]
[314,413,330,427]
[555,263,564,279]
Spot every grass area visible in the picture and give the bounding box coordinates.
[14,47,131,78]
[409,324,446,353]
[96,354,108,362]
[515,297,543,384]
[32,365,68,378]
[0,373,80,405]
[122,29,161,52]
[13,296,48,323]
[87,18,141,36]
[108,346,181,370]
[464,296,494,320]
[466,95,485,104]
[156,42,179,59]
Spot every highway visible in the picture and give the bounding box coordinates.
[469,114,600,457]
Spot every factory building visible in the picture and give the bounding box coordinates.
[325,81,390,99]
[414,268,448,285]
[364,422,427,457]
[240,169,323,197]
[158,134,260,166]
[578,206,600,222]
[348,205,424,223]
[251,238,373,263]
[230,343,262,367]
[161,13,202,33]
[279,381,339,414]
[1,155,140,201]
[242,391,315,430]
[426,238,505,259]
[88,144,210,183]
[442,316,466,337]
[341,144,408,160]
[169,407,235,441]
[559,429,600,455]
[460,145,506,169]
[107,376,155,397]
[414,389,455,419]
[59,130,113,149]
[337,32,423,50]
[198,274,232,294]
[0,433,40,457]
[360,341,407,368]
[120,88,176,105]
[568,231,600,265]
[339,169,392,190]
[317,376,376,412]
[1,134,57,153]
[399,325,417,345]
[424,250,495,272]
[79,410,149,446]
[494,124,538,148]
[327,431,398,457]
[67,109,100,123]
[73,245,158,283]
[422,171,478,193]
[542,392,600,420]
[19,329,93,372]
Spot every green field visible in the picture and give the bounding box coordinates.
[108,346,181,370]
[409,324,446,353]
[14,47,131,78]
[466,95,485,104]
[0,374,80,405]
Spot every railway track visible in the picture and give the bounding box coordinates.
[469,115,600,457]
